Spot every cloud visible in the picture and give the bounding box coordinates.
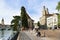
[0,0,60,24]
[40,0,59,13]
[26,0,43,23]
[26,0,60,23]
[0,0,20,24]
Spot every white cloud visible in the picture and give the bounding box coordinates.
[0,0,59,24]
[40,0,59,13]
[0,0,20,24]
[27,0,43,23]
[26,0,60,23]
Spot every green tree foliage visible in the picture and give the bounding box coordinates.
[56,1,60,12]
[21,6,28,29]
[58,14,60,28]
[56,1,60,28]
[37,21,40,26]
[37,21,40,29]
[11,16,21,31]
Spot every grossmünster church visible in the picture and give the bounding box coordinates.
[40,6,59,29]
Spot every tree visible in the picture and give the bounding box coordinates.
[11,16,21,31]
[37,21,40,29]
[21,6,28,29]
[56,1,60,12]
[56,1,60,28]
[58,14,60,28]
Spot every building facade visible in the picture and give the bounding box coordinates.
[40,6,59,29]
[0,18,11,29]
[47,14,58,29]
[34,23,39,29]
[26,13,34,29]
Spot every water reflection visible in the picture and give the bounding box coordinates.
[0,27,17,40]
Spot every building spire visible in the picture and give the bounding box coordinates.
[1,18,4,25]
[42,6,46,16]
[43,6,45,10]
[46,8,49,14]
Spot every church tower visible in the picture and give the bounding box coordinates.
[46,8,49,15]
[42,6,46,16]
[1,18,4,25]
[40,6,49,29]
[42,6,49,16]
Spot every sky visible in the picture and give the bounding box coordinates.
[0,0,60,25]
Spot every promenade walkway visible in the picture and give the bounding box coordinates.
[17,30,60,40]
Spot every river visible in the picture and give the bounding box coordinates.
[0,28,17,40]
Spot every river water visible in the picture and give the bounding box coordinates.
[0,29,16,40]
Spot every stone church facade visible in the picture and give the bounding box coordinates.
[40,6,58,29]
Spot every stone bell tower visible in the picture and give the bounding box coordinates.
[46,8,49,14]
[42,6,49,16]
[1,18,4,25]
[42,6,46,16]
[41,6,49,29]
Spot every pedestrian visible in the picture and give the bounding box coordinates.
[36,31,41,37]
[36,29,41,37]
